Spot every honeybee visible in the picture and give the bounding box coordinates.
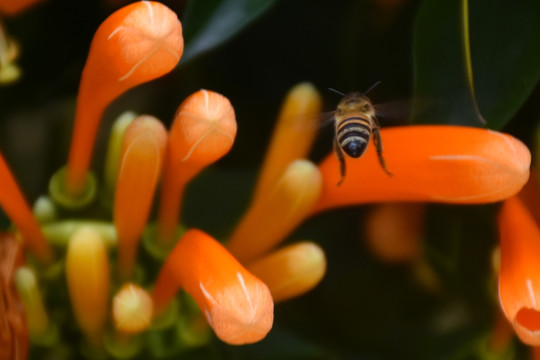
[331,82,393,185]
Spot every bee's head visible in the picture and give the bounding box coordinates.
[337,92,374,116]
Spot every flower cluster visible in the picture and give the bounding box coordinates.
[0,1,535,359]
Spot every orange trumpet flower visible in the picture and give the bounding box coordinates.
[157,90,237,246]
[498,196,540,345]
[114,115,167,279]
[152,229,273,345]
[314,125,530,212]
[0,152,52,263]
[65,1,183,196]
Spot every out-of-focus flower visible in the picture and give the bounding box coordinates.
[252,82,322,202]
[114,115,167,279]
[66,227,110,347]
[0,21,21,84]
[152,229,274,345]
[247,241,326,302]
[364,202,425,263]
[0,151,52,263]
[61,1,183,198]
[0,233,28,360]
[498,195,540,345]
[0,0,42,16]
[228,159,322,264]
[112,283,153,335]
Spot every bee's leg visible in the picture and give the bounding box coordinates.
[333,138,346,186]
[373,127,393,177]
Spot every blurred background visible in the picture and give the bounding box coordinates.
[0,0,538,358]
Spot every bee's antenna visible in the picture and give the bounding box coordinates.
[364,81,382,95]
[328,88,346,97]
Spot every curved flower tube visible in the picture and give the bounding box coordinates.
[0,152,52,263]
[65,1,183,196]
[152,229,273,345]
[247,241,326,302]
[252,82,322,202]
[157,90,236,246]
[314,126,530,212]
[498,196,540,345]
[114,115,167,279]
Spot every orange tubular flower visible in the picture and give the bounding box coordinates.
[66,1,183,196]
[247,241,326,302]
[0,0,42,16]
[114,115,167,279]
[0,152,52,263]
[252,82,322,202]
[498,196,540,345]
[157,90,237,246]
[152,229,273,345]
[66,227,110,347]
[314,126,530,212]
[227,159,322,264]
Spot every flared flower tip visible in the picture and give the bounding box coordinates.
[248,242,326,302]
[98,1,183,82]
[169,89,237,165]
[152,229,273,345]
[498,197,540,345]
[113,283,153,334]
[315,126,531,212]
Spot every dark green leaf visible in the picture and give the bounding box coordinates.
[180,0,278,64]
[411,0,540,129]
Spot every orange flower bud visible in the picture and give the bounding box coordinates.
[114,115,167,279]
[248,241,326,302]
[66,227,110,346]
[152,229,273,345]
[0,152,52,263]
[315,126,530,212]
[157,90,236,245]
[66,1,183,195]
[112,283,153,334]
[498,196,540,345]
[252,82,322,202]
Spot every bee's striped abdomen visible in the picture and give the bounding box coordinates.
[336,116,372,158]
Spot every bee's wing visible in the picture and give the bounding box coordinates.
[293,111,336,131]
[373,100,411,121]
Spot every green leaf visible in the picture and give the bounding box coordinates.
[180,0,278,65]
[412,0,540,129]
